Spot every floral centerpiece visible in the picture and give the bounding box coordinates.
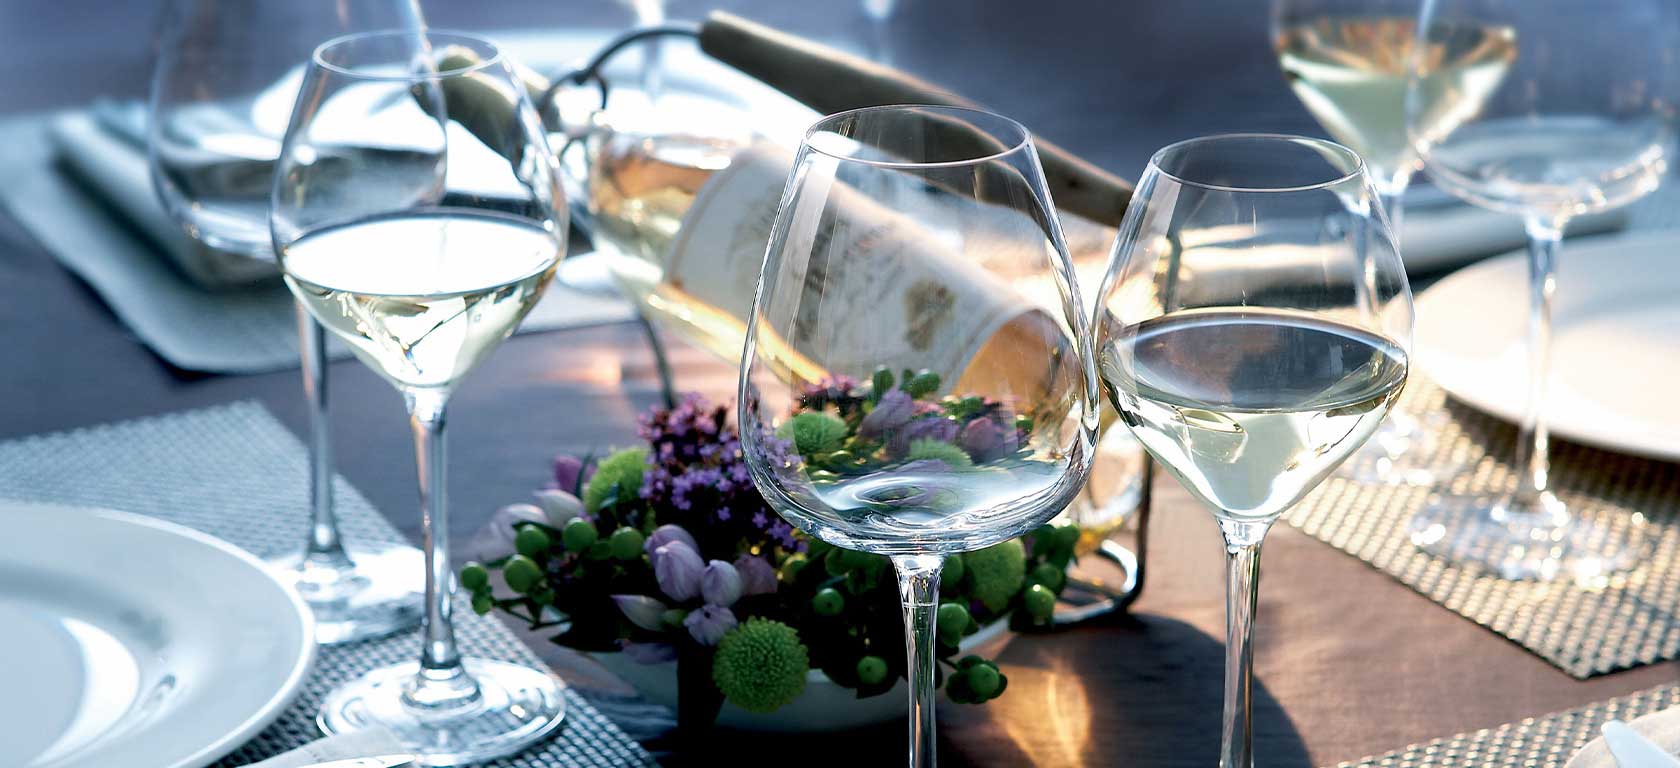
[464,372,1082,729]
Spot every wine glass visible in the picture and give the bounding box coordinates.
[271,30,567,763]
[1270,0,1491,486]
[149,0,426,643]
[1093,135,1412,768]
[739,105,1097,768]
[1404,0,1678,581]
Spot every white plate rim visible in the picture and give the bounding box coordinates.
[1,500,317,768]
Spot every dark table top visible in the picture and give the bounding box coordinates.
[3,0,1676,765]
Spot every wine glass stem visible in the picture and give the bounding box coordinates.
[403,387,478,709]
[1513,217,1565,509]
[893,553,944,768]
[1219,519,1269,768]
[296,302,349,566]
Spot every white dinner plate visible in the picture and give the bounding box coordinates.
[1415,230,1680,461]
[0,501,315,768]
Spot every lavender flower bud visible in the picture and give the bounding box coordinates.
[621,640,677,664]
[532,489,584,528]
[683,604,738,646]
[733,554,778,596]
[888,417,960,458]
[644,524,700,563]
[859,389,914,438]
[654,540,704,601]
[959,418,1006,463]
[612,594,669,633]
[701,560,743,607]
[553,454,586,492]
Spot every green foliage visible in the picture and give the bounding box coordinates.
[583,447,649,513]
[907,438,973,468]
[962,539,1026,613]
[713,618,811,713]
[777,412,849,456]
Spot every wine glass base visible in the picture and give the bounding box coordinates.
[318,658,567,766]
[1407,493,1650,584]
[268,543,425,645]
[1339,410,1464,487]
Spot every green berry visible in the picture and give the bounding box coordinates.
[471,593,493,615]
[824,550,853,577]
[609,527,645,560]
[1024,583,1056,621]
[856,655,889,686]
[937,602,970,643]
[943,554,965,584]
[503,555,542,594]
[1053,524,1082,554]
[660,608,689,630]
[1031,525,1060,558]
[586,541,612,560]
[1030,562,1065,593]
[1014,414,1034,433]
[460,562,489,592]
[966,663,1001,699]
[903,370,941,398]
[812,587,845,616]
[515,526,551,558]
[779,554,809,581]
[562,518,598,552]
[871,367,895,396]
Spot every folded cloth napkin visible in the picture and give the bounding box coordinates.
[241,728,411,768]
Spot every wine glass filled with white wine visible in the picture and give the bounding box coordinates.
[1272,0,1513,486]
[1095,135,1412,768]
[271,30,567,764]
[1404,0,1679,581]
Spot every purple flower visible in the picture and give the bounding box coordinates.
[654,540,704,602]
[612,594,669,632]
[644,524,699,563]
[553,454,587,493]
[701,560,742,607]
[859,389,914,438]
[621,640,678,664]
[683,605,738,645]
[888,417,960,457]
[958,418,1007,463]
[734,555,777,596]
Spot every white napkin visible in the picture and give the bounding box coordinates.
[242,728,411,768]
[1568,706,1680,768]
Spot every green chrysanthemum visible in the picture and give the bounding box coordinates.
[906,439,973,468]
[583,447,648,513]
[962,539,1026,613]
[712,618,810,713]
[777,412,848,457]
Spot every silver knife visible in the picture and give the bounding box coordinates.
[296,756,417,768]
[1604,720,1680,768]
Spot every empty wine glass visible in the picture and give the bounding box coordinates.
[149,0,426,643]
[739,105,1098,768]
[1271,0,1489,486]
[272,30,567,763]
[1404,0,1679,581]
[1094,135,1412,767]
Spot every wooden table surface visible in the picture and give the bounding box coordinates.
[2,1,1675,765]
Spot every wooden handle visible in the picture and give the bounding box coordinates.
[698,11,1133,225]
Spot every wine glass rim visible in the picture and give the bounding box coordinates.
[311,29,505,81]
[1148,133,1367,193]
[801,104,1033,169]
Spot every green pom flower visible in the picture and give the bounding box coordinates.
[962,539,1026,613]
[583,447,648,513]
[713,618,810,713]
[777,412,849,457]
[906,439,973,469]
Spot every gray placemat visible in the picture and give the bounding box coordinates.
[0,401,655,767]
[1332,683,1680,768]
[1287,379,1680,678]
[0,111,633,375]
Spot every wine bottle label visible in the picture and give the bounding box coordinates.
[663,139,1062,390]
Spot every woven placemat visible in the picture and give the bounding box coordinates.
[0,401,655,767]
[1287,378,1680,678]
[1334,683,1680,767]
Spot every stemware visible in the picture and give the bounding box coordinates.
[739,105,1098,768]
[1094,135,1412,767]
[271,30,567,763]
[149,0,426,643]
[1404,0,1679,581]
[1270,0,1499,485]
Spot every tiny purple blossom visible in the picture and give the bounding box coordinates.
[700,560,743,607]
[553,454,586,492]
[683,605,738,646]
[734,555,777,596]
[654,540,704,602]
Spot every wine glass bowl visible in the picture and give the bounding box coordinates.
[271,30,567,764]
[1094,134,1411,768]
[739,105,1097,767]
